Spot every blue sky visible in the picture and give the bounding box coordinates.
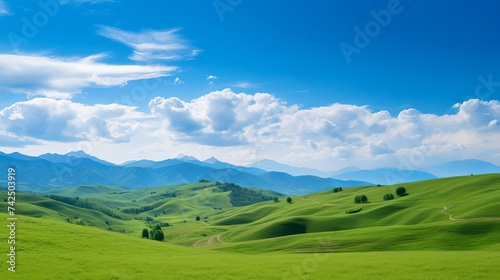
[0,0,499,170]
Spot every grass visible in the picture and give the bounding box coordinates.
[0,174,499,278]
[1,214,499,279]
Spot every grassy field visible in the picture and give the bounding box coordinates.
[0,174,499,278]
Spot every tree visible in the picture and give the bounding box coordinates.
[142,228,149,239]
[396,187,407,197]
[152,230,164,241]
[383,193,394,201]
[355,195,368,204]
[150,224,164,241]
[196,215,201,221]
[333,187,343,193]
[273,197,280,202]
[286,197,293,204]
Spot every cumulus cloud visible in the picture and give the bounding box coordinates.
[0,54,175,99]
[149,92,500,166]
[2,91,499,168]
[149,89,291,146]
[97,26,201,61]
[0,98,149,143]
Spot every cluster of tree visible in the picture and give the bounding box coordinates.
[380,187,409,202]
[216,182,273,206]
[122,205,154,214]
[142,224,164,241]
[45,194,123,219]
[383,193,394,201]
[333,187,343,193]
[354,195,368,204]
[273,197,280,202]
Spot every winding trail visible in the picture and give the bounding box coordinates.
[193,233,225,248]
[440,206,500,221]
[312,200,335,206]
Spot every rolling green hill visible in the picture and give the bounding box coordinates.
[0,174,499,279]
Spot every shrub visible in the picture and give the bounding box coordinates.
[196,216,201,221]
[355,195,368,204]
[396,187,407,197]
[142,228,149,239]
[383,193,394,201]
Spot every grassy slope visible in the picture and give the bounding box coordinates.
[1,214,499,279]
[0,174,499,278]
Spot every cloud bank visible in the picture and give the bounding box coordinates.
[1,89,498,168]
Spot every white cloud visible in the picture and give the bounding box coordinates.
[1,92,499,169]
[173,77,183,85]
[149,88,292,146]
[0,53,176,98]
[149,93,500,168]
[0,98,150,143]
[207,75,218,80]
[97,26,201,61]
[232,82,259,89]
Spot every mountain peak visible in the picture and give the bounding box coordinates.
[65,150,91,158]
[176,154,199,162]
[203,156,220,164]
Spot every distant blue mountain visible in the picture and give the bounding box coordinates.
[0,152,368,195]
[332,168,437,185]
[421,159,500,178]
[249,159,335,178]
[40,150,114,166]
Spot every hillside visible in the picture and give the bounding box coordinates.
[1,175,500,279]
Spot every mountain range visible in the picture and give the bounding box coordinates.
[1,151,498,194]
[0,151,367,195]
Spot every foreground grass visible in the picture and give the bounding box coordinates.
[1,214,499,279]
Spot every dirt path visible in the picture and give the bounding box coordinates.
[441,206,500,221]
[216,233,224,244]
[313,200,335,206]
[193,233,225,248]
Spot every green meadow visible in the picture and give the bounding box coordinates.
[1,174,500,279]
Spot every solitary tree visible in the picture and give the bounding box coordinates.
[273,197,280,202]
[396,187,407,197]
[196,215,201,221]
[360,195,368,203]
[286,197,293,204]
[142,228,149,239]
